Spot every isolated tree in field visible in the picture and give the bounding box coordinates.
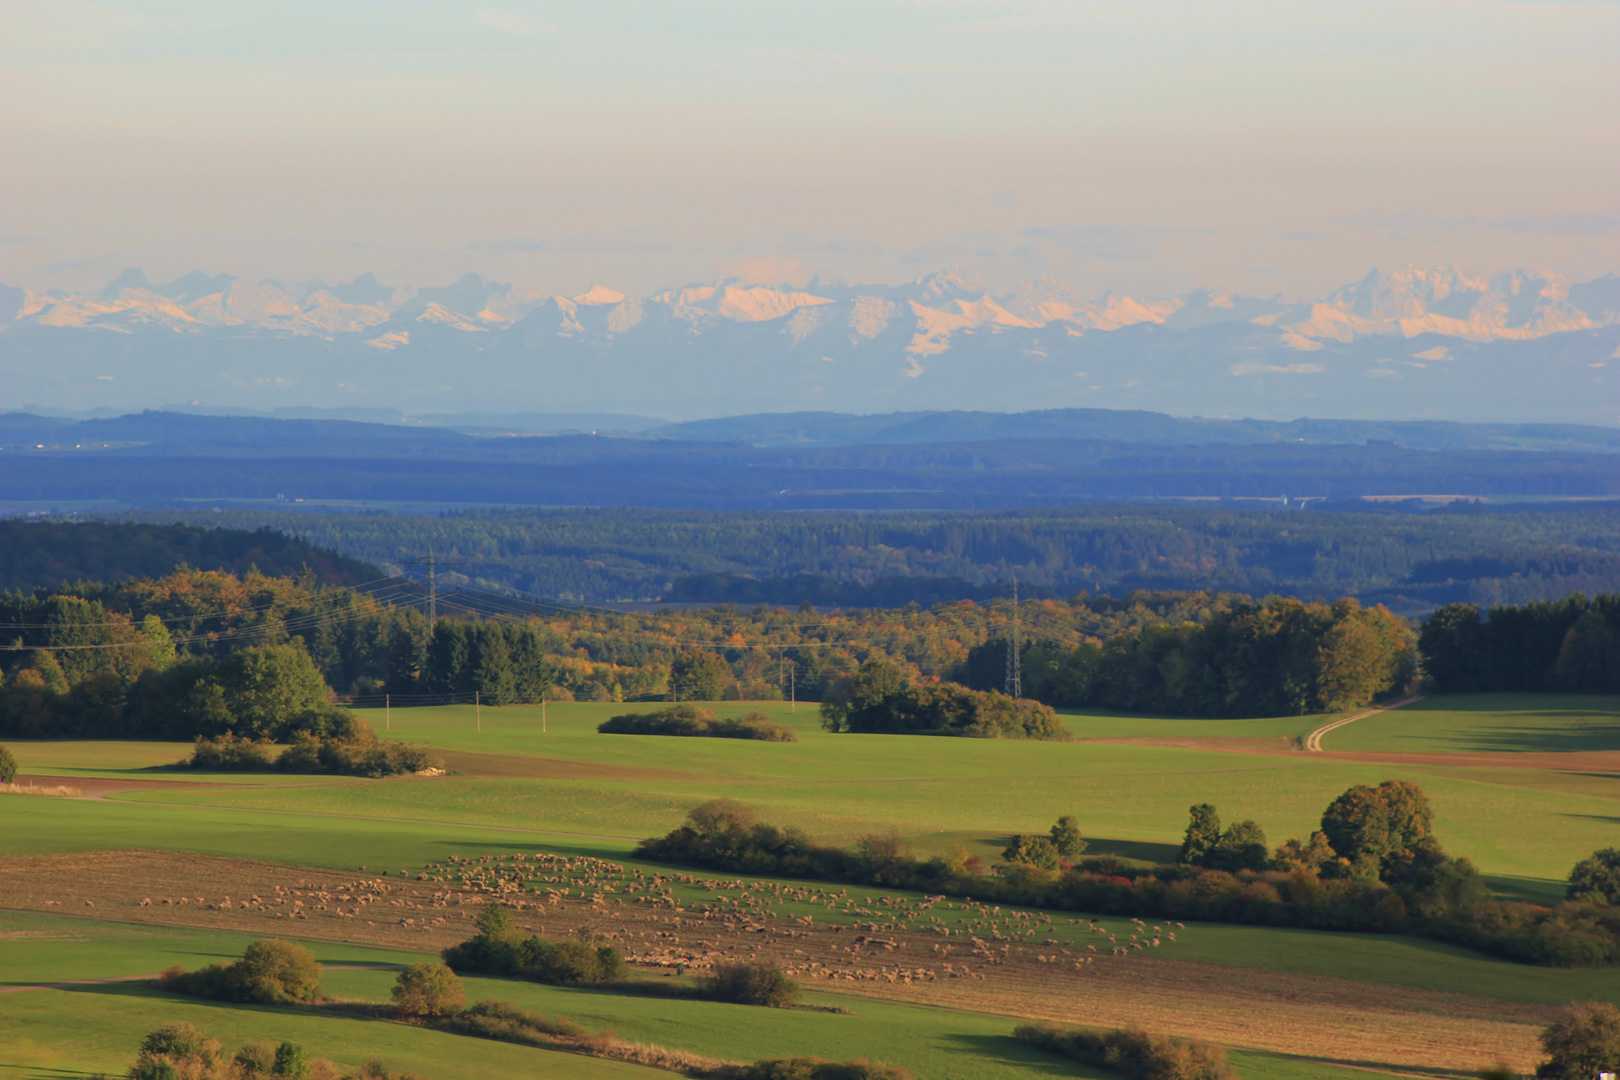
[1535,1001,1620,1079]
[227,939,323,1003]
[1568,848,1620,905]
[391,962,465,1018]
[1320,780,1433,874]
[672,649,730,700]
[703,959,800,1007]
[1049,815,1087,859]
[1179,803,1222,865]
[0,743,16,783]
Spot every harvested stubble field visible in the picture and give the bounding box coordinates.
[3,693,1618,1080]
[0,848,1552,1073]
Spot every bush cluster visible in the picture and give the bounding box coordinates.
[639,790,1620,968]
[0,742,17,783]
[702,960,801,1007]
[445,1000,588,1045]
[819,662,1068,740]
[598,705,798,742]
[160,940,323,1004]
[129,1024,313,1080]
[125,1023,421,1080]
[441,904,627,986]
[391,963,465,1019]
[182,728,438,778]
[1014,1023,1235,1080]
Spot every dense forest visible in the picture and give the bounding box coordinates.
[1421,594,1620,693]
[0,520,380,593]
[90,504,1620,611]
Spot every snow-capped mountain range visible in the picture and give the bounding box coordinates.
[4,266,1618,423]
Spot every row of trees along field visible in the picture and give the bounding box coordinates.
[638,785,1620,967]
[3,564,1617,739]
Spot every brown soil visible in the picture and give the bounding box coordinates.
[0,850,1548,1075]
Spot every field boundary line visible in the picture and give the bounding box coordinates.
[0,962,405,996]
[0,904,442,960]
[1304,696,1425,752]
[89,798,647,842]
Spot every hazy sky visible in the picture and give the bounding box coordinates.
[3,0,1617,297]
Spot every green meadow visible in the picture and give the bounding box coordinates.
[32,695,1612,880]
[3,692,1618,1079]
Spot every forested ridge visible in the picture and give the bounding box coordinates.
[93,504,1620,610]
[0,520,380,592]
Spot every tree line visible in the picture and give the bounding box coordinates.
[1421,593,1620,693]
[959,595,1415,717]
[3,563,1614,743]
[637,785,1620,968]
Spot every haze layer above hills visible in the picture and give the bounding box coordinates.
[4,266,1618,424]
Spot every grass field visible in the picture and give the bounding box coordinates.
[34,696,1611,880]
[3,691,1617,1079]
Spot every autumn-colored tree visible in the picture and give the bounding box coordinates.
[391,962,465,1018]
[1320,780,1434,876]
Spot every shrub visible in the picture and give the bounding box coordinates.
[161,939,322,1004]
[274,728,436,777]
[1014,1023,1236,1080]
[702,960,801,1007]
[392,963,465,1019]
[1568,848,1620,905]
[185,732,276,771]
[442,909,626,987]
[522,936,627,985]
[0,743,16,784]
[598,705,797,742]
[1535,1001,1620,1079]
[447,1000,587,1044]
[1003,835,1060,871]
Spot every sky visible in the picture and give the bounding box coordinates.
[2,0,1617,298]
